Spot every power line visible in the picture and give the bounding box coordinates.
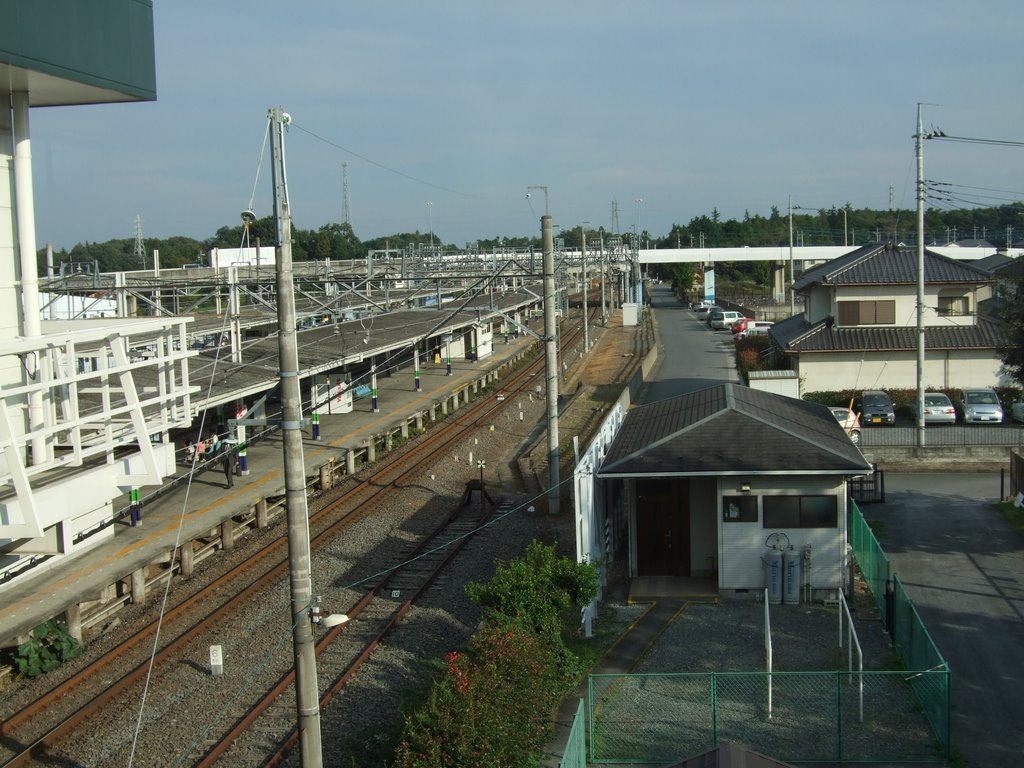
[926,133,1024,148]
[926,180,1024,198]
[290,121,471,197]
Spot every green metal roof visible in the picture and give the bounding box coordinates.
[0,0,156,106]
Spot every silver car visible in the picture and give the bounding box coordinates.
[960,388,1003,424]
[919,392,957,425]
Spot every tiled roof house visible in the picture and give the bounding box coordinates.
[768,242,1009,393]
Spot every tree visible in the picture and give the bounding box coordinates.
[995,272,1024,387]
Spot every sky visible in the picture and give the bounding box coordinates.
[27,1,1024,252]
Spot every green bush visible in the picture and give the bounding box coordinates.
[465,540,598,646]
[391,541,598,768]
[392,624,567,768]
[4,620,81,678]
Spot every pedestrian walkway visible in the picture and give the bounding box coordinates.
[0,335,535,647]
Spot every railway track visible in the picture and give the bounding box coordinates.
[0,318,589,767]
[202,494,507,766]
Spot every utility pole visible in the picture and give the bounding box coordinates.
[599,232,607,325]
[581,222,589,351]
[541,212,560,516]
[269,105,324,768]
[788,196,795,316]
[914,104,927,448]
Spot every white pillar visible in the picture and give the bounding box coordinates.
[13,91,47,464]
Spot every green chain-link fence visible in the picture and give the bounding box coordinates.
[892,574,951,754]
[584,503,950,765]
[850,499,950,757]
[589,669,947,764]
[849,499,890,616]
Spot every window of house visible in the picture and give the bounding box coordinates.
[837,300,896,326]
[937,295,970,316]
[722,495,758,523]
[763,495,837,528]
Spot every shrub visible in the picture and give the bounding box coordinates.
[464,540,598,646]
[391,542,598,768]
[4,620,81,678]
[732,336,773,381]
[392,624,566,768]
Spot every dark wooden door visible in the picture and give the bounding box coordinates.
[636,479,690,576]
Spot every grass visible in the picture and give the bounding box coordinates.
[996,499,1024,537]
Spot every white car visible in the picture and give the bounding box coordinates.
[830,407,862,445]
[710,310,743,330]
[734,321,774,340]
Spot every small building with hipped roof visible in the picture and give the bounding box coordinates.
[595,383,871,599]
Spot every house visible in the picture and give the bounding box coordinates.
[595,383,871,599]
[768,242,1007,393]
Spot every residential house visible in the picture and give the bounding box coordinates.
[768,242,1007,393]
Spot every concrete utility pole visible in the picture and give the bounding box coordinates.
[542,213,560,515]
[269,106,324,768]
[788,195,795,316]
[599,233,607,325]
[914,104,927,448]
[581,222,589,351]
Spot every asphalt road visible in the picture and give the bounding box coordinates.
[861,474,1024,768]
[641,285,739,404]
[645,286,1024,767]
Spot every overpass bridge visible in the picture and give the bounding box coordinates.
[636,245,1022,264]
[631,244,1022,304]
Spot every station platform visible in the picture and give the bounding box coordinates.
[0,333,538,648]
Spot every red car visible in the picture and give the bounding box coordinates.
[730,316,754,334]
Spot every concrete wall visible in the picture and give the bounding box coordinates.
[798,349,1006,392]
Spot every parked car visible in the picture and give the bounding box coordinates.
[918,392,957,424]
[734,321,774,340]
[710,310,744,330]
[730,316,752,334]
[858,390,895,425]
[695,304,717,321]
[960,388,1004,424]
[830,407,861,444]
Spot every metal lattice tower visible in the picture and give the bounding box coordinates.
[341,162,351,226]
[610,196,620,234]
[133,214,146,269]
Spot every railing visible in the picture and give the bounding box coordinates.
[559,699,586,768]
[838,590,864,722]
[860,424,1024,447]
